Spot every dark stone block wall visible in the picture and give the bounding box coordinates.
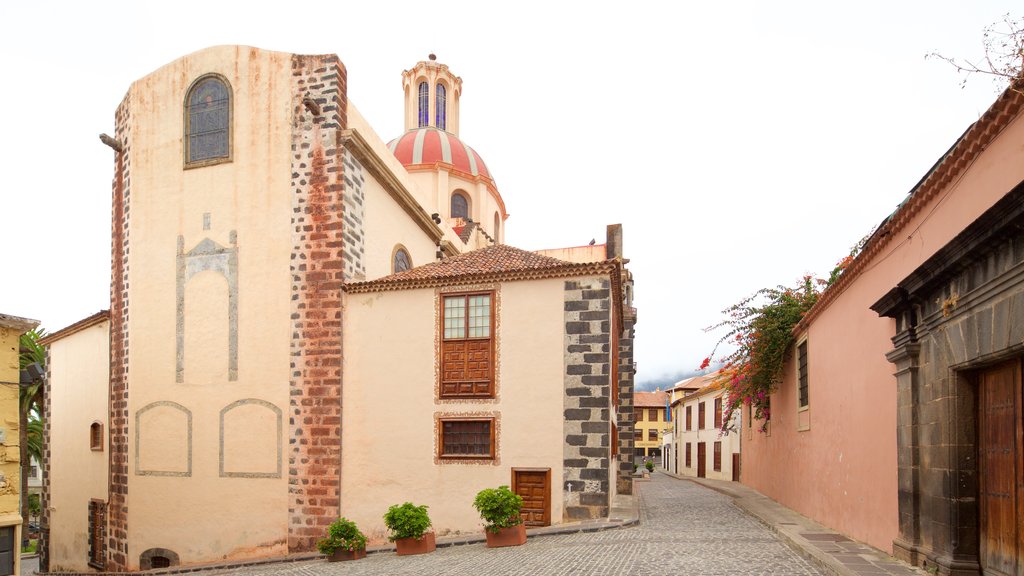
[563,278,612,520]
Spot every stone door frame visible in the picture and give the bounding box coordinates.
[873,181,1024,576]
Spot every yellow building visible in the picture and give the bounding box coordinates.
[43,46,637,572]
[633,391,669,459]
[1,312,41,576]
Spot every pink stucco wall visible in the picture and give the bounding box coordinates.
[741,108,1024,554]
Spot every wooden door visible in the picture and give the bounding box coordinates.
[697,443,706,478]
[978,359,1022,576]
[732,453,741,482]
[512,468,551,526]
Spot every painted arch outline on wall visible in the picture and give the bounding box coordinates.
[135,401,193,477]
[176,233,239,383]
[219,398,283,478]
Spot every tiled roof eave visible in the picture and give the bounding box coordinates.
[797,81,1024,331]
[345,261,620,294]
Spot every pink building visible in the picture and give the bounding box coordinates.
[741,82,1024,576]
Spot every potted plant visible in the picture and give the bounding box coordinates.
[316,517,368,562]
[383,502,435,555]
[473,485,526,548]
[645,460,655,473]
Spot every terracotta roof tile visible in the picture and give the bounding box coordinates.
[347,244,619,293]
[634,391,669,408]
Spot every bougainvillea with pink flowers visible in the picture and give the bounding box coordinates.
[701,235,870,433]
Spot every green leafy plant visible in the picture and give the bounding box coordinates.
[632,463,638,473]
[644,460,654,472]
[383,502,432,541]
[701,236,872,434]
[316,517,367,555]
[473,486,523,533]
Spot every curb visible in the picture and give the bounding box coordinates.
[41,505,640,575]
[657,470,924,576]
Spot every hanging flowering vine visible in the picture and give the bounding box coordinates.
[701,235,870,433]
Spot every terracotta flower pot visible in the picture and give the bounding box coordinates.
[326,548,366,562]
[395,532,436,555]
[485,523,527,548]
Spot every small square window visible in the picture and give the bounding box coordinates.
[439,418,494,459]
[648,428,658,441]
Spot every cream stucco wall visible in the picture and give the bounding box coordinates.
[741,111,1024,553]
[47,319,110,572]
[124,46,294,567]
[342,278,567,539]
[673,390,740,482]
[535,245,607,264]
[347,107,443,280]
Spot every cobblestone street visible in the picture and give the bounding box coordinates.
[203,474,824,576]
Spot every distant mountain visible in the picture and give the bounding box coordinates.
[636,369,704,392]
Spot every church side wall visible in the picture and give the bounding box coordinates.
[341,278,567,538]
[121,47,297,568]
[359,162,442,280]
[740,110,1024,553]
[46,321,110,572]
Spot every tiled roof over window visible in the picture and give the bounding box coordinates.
[346,244,619,293]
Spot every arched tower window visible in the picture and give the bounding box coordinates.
[435,84,447,130]
[418,82,429,128]
[184,74,231,167]
[393,246,412,273]
[493,212,501,243]
[451,192,469,220]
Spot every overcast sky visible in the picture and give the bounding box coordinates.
[0,1,1018,387]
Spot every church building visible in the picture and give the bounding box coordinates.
[40,46,636,572]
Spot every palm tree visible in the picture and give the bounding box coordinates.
[19,329,45,546]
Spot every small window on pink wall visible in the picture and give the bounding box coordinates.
[90,422,103,451]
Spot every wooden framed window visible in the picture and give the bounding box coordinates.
[634,408,643,423]
[714,398,723,429]
[439,418,494,459]
[440,292,494,398]
[90,422,104,451]
[797,339,809,409]
[698,402,706,430]
[634,428,643,441]
[685,405,692,431]
[713,442,722,472]
[648,428,657,441]
[685,442,692,467]
[648,408,658,422]
[184,74,232,168]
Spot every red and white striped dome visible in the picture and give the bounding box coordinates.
[387,127,493,182]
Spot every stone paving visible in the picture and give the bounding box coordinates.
[197,474,824,576]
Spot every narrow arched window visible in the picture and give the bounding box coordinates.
[435,84,447,130]
[393,247,412,273]
[184,74,231,167]
[493,212,500,243]
[451,193,469,219]
[418,82,429,127]
[90,422,104,451]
